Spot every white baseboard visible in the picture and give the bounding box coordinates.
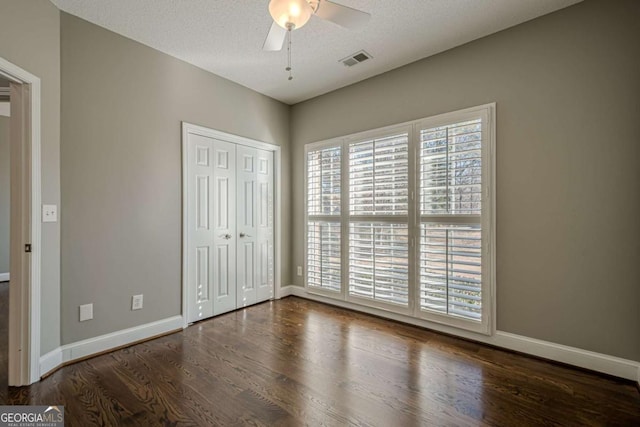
[491,331,640,382]
[40,315,183,377]
[39,347,62,376]
[277,285,295,298]
[286,286,640,382]
[0,272,9,282]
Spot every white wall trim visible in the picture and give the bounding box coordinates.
[491,331,640,382]
[39,347,62,377]
[285,287,640,382]
[0,273,9,282]
[39,315,183,377]
[277,285,295,298]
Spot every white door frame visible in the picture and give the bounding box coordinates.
[181,122,281,328]
[0,56,42,385]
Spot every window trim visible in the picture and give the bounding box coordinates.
[414,105,496,334]
[304,103,496,336]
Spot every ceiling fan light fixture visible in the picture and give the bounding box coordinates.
[269,0,313,30]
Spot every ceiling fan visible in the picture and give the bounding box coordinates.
[263,0,371,51]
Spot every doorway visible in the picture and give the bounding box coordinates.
[182,123,280,325]
[0,56,42,386]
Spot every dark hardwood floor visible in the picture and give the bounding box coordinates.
[0,295,638,426]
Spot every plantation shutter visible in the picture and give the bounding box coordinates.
[420,224,482,319]
[419,118,484,321]
[349,134,409,215]
[348,132,409,306]
[307,221,341,291]
[307,146,341,292]
[349,222,409,305]
[307,146,341,215]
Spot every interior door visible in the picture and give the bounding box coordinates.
[255,149,274,302]
[186,134,214,323]
[236,145,258,307]
[211,140,237,315]
[186,127,275,322]
[186,134,237,323]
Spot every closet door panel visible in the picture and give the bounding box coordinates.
[212,140,237,316]
[186,134,215,323]
[256,150,274,302]
[236,145,258,307]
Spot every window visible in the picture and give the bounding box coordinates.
[307,221,341,292]
[419,118,483,322]
[349,222,409,305]
[349,134,409,216]
[348,131,410,307]
[305,104,495,334]
[419,119,482,215]
[306,145,342,293]
[307,146,341,216]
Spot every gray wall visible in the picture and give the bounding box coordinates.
[60,13,291,344]
[0,0,61,355]
[290,0,640,361]
[0,115,8,275]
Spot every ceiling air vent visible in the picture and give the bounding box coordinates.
[340,50,372,67]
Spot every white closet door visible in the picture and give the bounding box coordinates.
[256,149,274,302]
[185,126,275,322]
[186,134,215,323]
[187,135,237,322]
[211,140,237,315]
[236,145,258,307]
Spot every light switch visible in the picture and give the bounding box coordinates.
[42,204,57,223]
[132,294,143,310]
[79,303,93,322]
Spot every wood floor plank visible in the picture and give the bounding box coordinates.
[0,293,639,426]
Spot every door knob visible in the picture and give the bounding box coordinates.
[239,232,252,238]
[220,233,232,240]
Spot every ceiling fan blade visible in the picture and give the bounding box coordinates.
[263,21,287,51]
[314,1,371,30]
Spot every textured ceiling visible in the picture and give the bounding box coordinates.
[50,0,582,104]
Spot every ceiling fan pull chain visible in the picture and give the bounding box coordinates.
[286,28,293,81]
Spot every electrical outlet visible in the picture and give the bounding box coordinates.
[297,266,303,276]
[132,294,143,310]
[79,303,93,322]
